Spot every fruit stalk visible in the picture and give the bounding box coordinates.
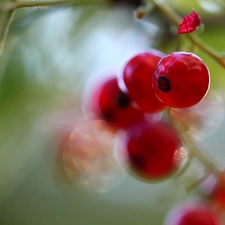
[0,9,15,57]
[184,138,221,177]
[145,0,225,68]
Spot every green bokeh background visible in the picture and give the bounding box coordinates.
[0,0,225,224]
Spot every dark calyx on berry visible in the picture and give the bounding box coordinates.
[88,76,144,129]
[103,110,114,121]
[158,76,171,92]
[116,92,131,108]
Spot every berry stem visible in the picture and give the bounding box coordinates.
[165,109,221,178]
[173,153,193,179]
[141,0,225,68]
[183,137,221,177]
[185,172,210,194]
[16,0,73,9]
[0,0,105,58]
[1,0,105,10]
[187,34,225,68]
[0,9,15,57]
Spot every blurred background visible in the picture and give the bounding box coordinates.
[0,0,225,224]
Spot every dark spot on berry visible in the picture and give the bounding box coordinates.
[116,92,131,108]
[131,155,145,169]
[158,76,171,92]
[103,110,114,121]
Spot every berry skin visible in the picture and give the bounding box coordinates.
[122,120,182,181]
[122,51,167,113]
[87,76,144,130]
[211,176,225,209]
[153,52,210,108]
[164,201,222,225]
[203,172,225,212]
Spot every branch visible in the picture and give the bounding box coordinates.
[184,138,221,177]
[0,10,15,56]
[0,0,105,57]
[16,0,74,9]
[0,0,105,10]
[153,0,225,68]
[138,0,225,68]
[165,108,221,178]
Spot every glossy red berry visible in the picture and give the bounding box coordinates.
[121,120,182,181]
[153,52,210,108]
[164,201,222,225]
[86,76,144,129]
[121,51,167,113]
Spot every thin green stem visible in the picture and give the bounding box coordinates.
[152,0,225,68]
[16,0,76,9]
[153,0,181,25]
[165,109,221,178]
[185,172,210,194]
[0,0,105,58]
[173,153,193,180]
[0,0,105,10]
[0,9,15,57]
[184,137,221,177]
[188,33,225,67]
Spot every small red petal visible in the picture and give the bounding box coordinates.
[177,10,201,34]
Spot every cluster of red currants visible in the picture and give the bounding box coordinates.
[83,49,225,224]
[85,50,210,179]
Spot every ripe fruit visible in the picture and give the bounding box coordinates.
[62,118,126,193]
[86,76,144,129]
[153,52,210,108]
[121,51,167,113]
[203,172,225,211]
[121,120,182,181]
[211,179,225,210]
[164,201,222,225]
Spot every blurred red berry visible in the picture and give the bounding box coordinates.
[86,76,144,130]
[121,51,167,113]
[122,120,182,181]
[206,172,225,211]
[164,201,222,225]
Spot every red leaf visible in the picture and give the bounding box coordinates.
[177,10,201,34]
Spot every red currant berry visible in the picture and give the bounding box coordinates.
[164,201,222,225]
[121,120,182,181]
[86,76,144,129]
[207,172,225,211]
[121,51,167,113]
[153,52,210,108]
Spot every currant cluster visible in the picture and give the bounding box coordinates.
[85,50,210,177]
[83,49,225,224]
